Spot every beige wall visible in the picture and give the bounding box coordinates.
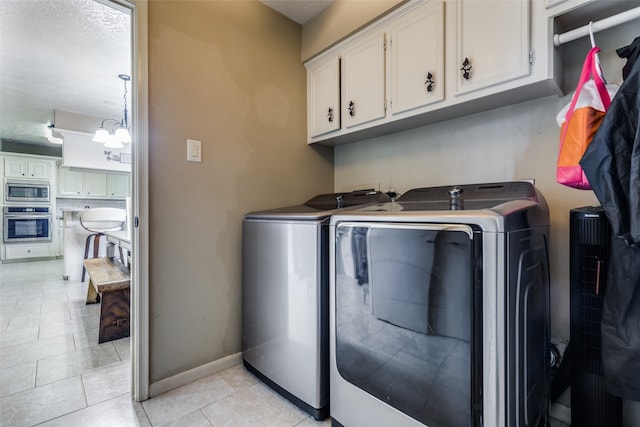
[302,0,403,61]
[147,0,333,383]
[312,5,637,341]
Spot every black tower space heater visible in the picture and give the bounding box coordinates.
[570,206,622,427]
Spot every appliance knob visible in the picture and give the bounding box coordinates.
[449,186,463,197]
[449,186,464,210]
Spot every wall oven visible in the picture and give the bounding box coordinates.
[3,206,52,243]
[5,179,50,203]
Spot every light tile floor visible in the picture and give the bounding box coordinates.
[0,259,331,427]
[1,259,571,427]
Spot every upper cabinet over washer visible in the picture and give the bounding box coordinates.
[342,32,387,130]
[307,56,341,139]
[452,0,531,97]
[305,0,559,145]
[387,0,445,117]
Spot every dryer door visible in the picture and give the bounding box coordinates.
[334,222,482,427]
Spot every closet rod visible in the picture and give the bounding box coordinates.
[553,6,640,47]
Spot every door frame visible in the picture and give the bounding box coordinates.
[100,0,150,401]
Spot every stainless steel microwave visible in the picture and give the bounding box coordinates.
[5,180,50,203]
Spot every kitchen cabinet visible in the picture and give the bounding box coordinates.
[58,168,120,198]
[4,156,53,179]
[84,172,107,197]
[342,32,386,130]
[451,0,531,98]
[307,56,341,138]
[4,242,53,260]
[58,168,84,196]
[387,0,445,117]
[107,174,130,198]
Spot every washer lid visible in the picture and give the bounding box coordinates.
[343,181,547,216]
[244,190,391,220]
[396,181,537,204]
[304,190,390,210]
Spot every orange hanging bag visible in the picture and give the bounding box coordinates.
[556,46,615,190]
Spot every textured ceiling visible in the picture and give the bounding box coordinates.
[260,0,334,24]
[0,0,131,147]
[0,0,330,148]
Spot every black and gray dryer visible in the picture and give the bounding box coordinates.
[241,191,390,420]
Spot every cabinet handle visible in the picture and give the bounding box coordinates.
[327,107,334,123]
[348,101,356,117]
[425,72,435,92]
[461,57,472,80]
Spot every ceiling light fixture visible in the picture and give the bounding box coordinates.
[93,74,131,149]
[46,123,63,144]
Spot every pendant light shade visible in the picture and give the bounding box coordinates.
[114,126,131,143]
[93,127,110,143]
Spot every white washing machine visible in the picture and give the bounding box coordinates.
[329,182,550,427]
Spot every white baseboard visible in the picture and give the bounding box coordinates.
[148,352,243,397]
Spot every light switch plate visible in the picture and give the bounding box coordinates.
[187,139,202,162]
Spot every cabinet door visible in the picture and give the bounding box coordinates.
[388,0,445,116]
[453,0,530,97]
[4,158,52,179]
[58,168,84,196]
[4,157,29,178]
[83,172,107,197]
[308,56,341,138]
[28,159,52,179]
[107,174,130,198]
[342,32,386,129]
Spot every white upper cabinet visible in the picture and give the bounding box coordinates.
[342,32,387,129]
[308,56,341,138]
[304,0,564,145]
[83,172,108,198]
[451,0,531,97]
[388,0,445,116]
[58,167,128,199]
[107,174,130,198]
[58,168,84,196]
[4,157,53,180]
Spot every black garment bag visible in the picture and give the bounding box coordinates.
[580,37,640,401]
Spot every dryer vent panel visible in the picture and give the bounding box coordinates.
[569,206,621,427]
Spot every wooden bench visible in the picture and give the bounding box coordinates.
[84,257,131,343]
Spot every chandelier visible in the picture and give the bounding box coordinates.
[93,74,131,148]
